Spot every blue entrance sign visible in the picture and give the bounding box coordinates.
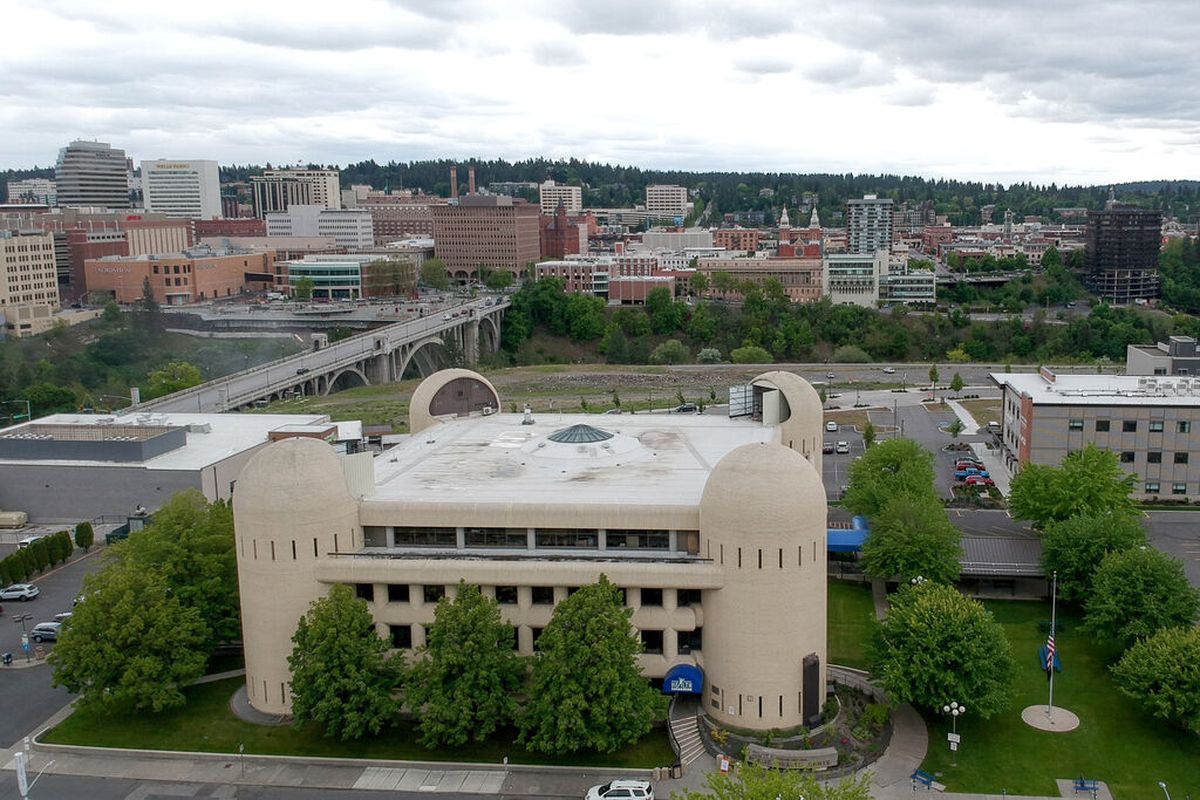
[662,663,704,695]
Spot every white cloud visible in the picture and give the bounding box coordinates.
[1,0,1198,184]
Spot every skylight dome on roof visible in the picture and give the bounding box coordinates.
[547,424,614,444]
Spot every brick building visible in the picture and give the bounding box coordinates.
[194,219,267,238]
[698,257,822,303]
[712,228,760,253]
[85,247,277,304]
[539,203,587,260]
[430,196,540,281]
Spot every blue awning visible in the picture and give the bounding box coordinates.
[828,528,868,553]
[662,663,704,695]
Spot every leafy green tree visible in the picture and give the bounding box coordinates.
[484,270,513,290]
[868,581,1014,718]
[730,345,773,364]
[50,568,209,712]
[289,584,402,740]
[74,521,95,552]
[405,582,525,747]
[603,328,632,364]
[689,272,709,296]
[519,575,665,754]
[928,363,939,386]
[1112,626,1200,732]
[950,372,964,396]
[645,287,684,334]
[696,347,722,364]
[860,495,961,584]
[650,339,689,365]
[1009,445,1138,528]
[1086,547,1200,648]
[145,361,202,399]
[1040,512,1147,604]
[842,438,938,518]
[945,419,965,440]
[565,294,606,341]
[675,758,871,800]
[133,277,165,333]
[862,420,876,449]
[293,276,316,299]
[419,258,451,290]
[26,382,76,415]
[831,344,871,363]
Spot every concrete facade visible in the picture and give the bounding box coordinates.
[645,185,689,218]
[993,368,1200,501]
[845,194,894,256]
[231,368,828,726]
[538,180,583,214]
[1127,336,1200,376]
[266,205,374,250]
[0,230,60,314]
[430,196,541,280]
[141,160,221,219]
[55,140,130,209]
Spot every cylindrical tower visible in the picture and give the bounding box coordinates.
[408,368,501,434]
[699,442,827,730]
[753,370,824,474]
[233,437,360,715]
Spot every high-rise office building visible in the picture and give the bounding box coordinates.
[265,205,373,250]
[141,160,221,219]
[845,194,894,255]
[250,169,340,218]
[431,195,541,280]
[645,185,689,218]
[1085,196,1162,303]
[539,180,583,214]
[55,140,130,209]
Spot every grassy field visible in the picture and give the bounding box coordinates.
[919,601,1200,797]
[956,397,1003,428]
[827,580,875,669]
[42,677,674,768]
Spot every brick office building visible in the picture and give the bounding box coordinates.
[85,247,277,304]
[431,196,540,281]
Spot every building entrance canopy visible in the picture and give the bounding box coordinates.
[662,663,704,695]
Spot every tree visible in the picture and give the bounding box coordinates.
[565,294,606,341]
[950,372,964,396]
[730,345,773,364]
[1085,547,1200,648]
[145,361,202,399]
[650,339,689,365]
[519,575,665,754]
[689,272,709,297]
[293,276,315,299]
[1112,626,1200,733]
[860,495,962,584]
[50,568,209,712]
[945,419,965,440]
[1009,445,1138,528]
[133,277,164,332]
[484,270,514,290]
[928,363,939,386]
[405,582,525,747]
[289,584,401,740]
[696,347,722,364]
[868,581,1014,718]
[645,287,684,334]
[26,382,76,415]
[1040,512,1147,604]
[842,438,938,518]
[74,521,95,552]
[862,420,876,449]
[675,759,871,800]
[420,258,451,290]
[831,344,871,363]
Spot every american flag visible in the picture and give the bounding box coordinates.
[1045,630,1056,671]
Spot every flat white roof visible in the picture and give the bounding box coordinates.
[369,412,773,509]
[0,412,329,470]
[992,372,1200,407]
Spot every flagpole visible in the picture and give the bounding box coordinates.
[1047,570,1057,716]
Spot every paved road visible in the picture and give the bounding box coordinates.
[1144,510,1200,588]
[0,774,499,800]
[0,547,104,659]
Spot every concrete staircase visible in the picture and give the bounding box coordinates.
[669,713,706,766]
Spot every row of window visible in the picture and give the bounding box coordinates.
[356,583,701,609]
[1144,483,1190,495]
[1119,451,1189,464]
[372,526,696,552]
[386,622,700,654]
[1070,419,1193,433]
[151,264,192,275]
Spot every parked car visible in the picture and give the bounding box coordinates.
[0,584,39,601]
[822,441,834,454]
[836,441,850,454]
[955,469,990,480]
[964,475,995,487]
[882,367,896,374]
[30,622,60,643]
[672,403,698,414]
[825,372,836,379]
[825,421,839,432]
[955,460,985,470]
[586,781,654,800]
[54,611,73,624]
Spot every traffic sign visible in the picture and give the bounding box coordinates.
[947,732,961,744]
[949,741,958,751]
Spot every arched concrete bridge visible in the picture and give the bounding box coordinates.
[133,297,508,413]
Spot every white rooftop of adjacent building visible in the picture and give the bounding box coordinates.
[0,412,329,469]
[991,371,1200,406]
[369,412,773,508]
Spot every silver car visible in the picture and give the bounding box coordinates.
[0,584,39,601]
[30,622,61,642]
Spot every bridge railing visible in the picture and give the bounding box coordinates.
[129,296,508,413]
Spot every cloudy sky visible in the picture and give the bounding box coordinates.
[3,0,1198,185]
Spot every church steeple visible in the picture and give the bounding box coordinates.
[809,206,820,228]
[779,206,790,227]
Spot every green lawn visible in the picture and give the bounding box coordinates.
[828,580,875,669]
[43,678,673,768]
[920,601,1200,797]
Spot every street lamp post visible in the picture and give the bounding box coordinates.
[942,701,965,767]
[1158,781,1171,800]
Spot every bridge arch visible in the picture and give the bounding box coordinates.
[478,314,500,355]
[398,335,448,380]
[324,366,369,395]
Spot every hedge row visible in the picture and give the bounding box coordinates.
[0,530,74,586]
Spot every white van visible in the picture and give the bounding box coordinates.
[18,534,46,549]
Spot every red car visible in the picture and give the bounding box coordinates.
[964,475,995,487]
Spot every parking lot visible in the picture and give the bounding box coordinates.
[0,543,105,663]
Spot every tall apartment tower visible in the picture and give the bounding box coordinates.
[845,194,894,255]
[141,160,221,219]
[645,185,689,218]
[539,180,583,214]
[55,140,131,209]
[1084,193,1162,303]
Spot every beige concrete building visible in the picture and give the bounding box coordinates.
[0,231,60,333]
[993,367,1200,501]
[538,180,583,214]
[645,185,689,219]
[233,369,828,729]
